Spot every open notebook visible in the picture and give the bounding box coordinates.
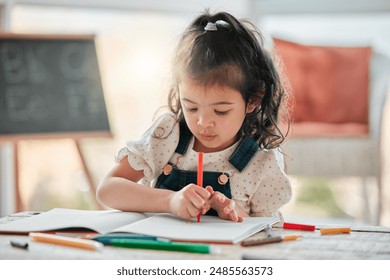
[0,208,278,244]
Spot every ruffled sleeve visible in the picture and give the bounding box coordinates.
[116,112,180,186]
[249,149,292,217]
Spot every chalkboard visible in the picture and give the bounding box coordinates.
[0,34,111,139]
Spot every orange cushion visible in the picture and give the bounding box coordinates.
[288,122,369,137]
[274,38,372,127]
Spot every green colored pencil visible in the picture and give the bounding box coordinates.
[108,239,220,254]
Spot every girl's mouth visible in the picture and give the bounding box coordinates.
[200,133,216,142]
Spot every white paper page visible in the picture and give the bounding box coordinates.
[0,208,147,234]
[112,214,279,244]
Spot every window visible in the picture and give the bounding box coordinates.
[8,5,187,210]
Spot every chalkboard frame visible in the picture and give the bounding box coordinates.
[0,33,112,142]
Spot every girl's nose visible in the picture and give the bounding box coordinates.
[197,112,214,128]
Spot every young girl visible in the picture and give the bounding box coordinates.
[97,11,291,222]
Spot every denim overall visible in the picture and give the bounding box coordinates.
[155,121,259,216]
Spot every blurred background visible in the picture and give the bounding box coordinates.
[0,0,389,226]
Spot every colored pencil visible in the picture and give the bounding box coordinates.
[197,152,203,222]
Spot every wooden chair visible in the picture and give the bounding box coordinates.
[274,38,390,225]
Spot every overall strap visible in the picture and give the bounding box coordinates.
[228,137,259,172]
[174,120,193,155]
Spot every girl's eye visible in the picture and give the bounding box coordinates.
[214,110,229,116]
[185,107,198,113]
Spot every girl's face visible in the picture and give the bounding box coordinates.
[179,76,255,153]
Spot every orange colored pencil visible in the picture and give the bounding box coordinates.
[320,227,351,235]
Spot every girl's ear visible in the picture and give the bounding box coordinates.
[246,101,259,113]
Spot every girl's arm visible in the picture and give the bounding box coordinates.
[97,156,211,220]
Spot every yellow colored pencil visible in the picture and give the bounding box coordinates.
[29,232,103,251]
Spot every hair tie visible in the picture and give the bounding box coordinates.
[204,20,230,31]
[204,22,217,31]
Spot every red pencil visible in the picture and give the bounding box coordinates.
[197,152,203,222]
[283,222,316,231]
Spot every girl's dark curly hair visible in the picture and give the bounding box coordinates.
[167,11,289,149]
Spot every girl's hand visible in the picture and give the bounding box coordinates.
[205,186,244,222]
[168,183,211,220]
